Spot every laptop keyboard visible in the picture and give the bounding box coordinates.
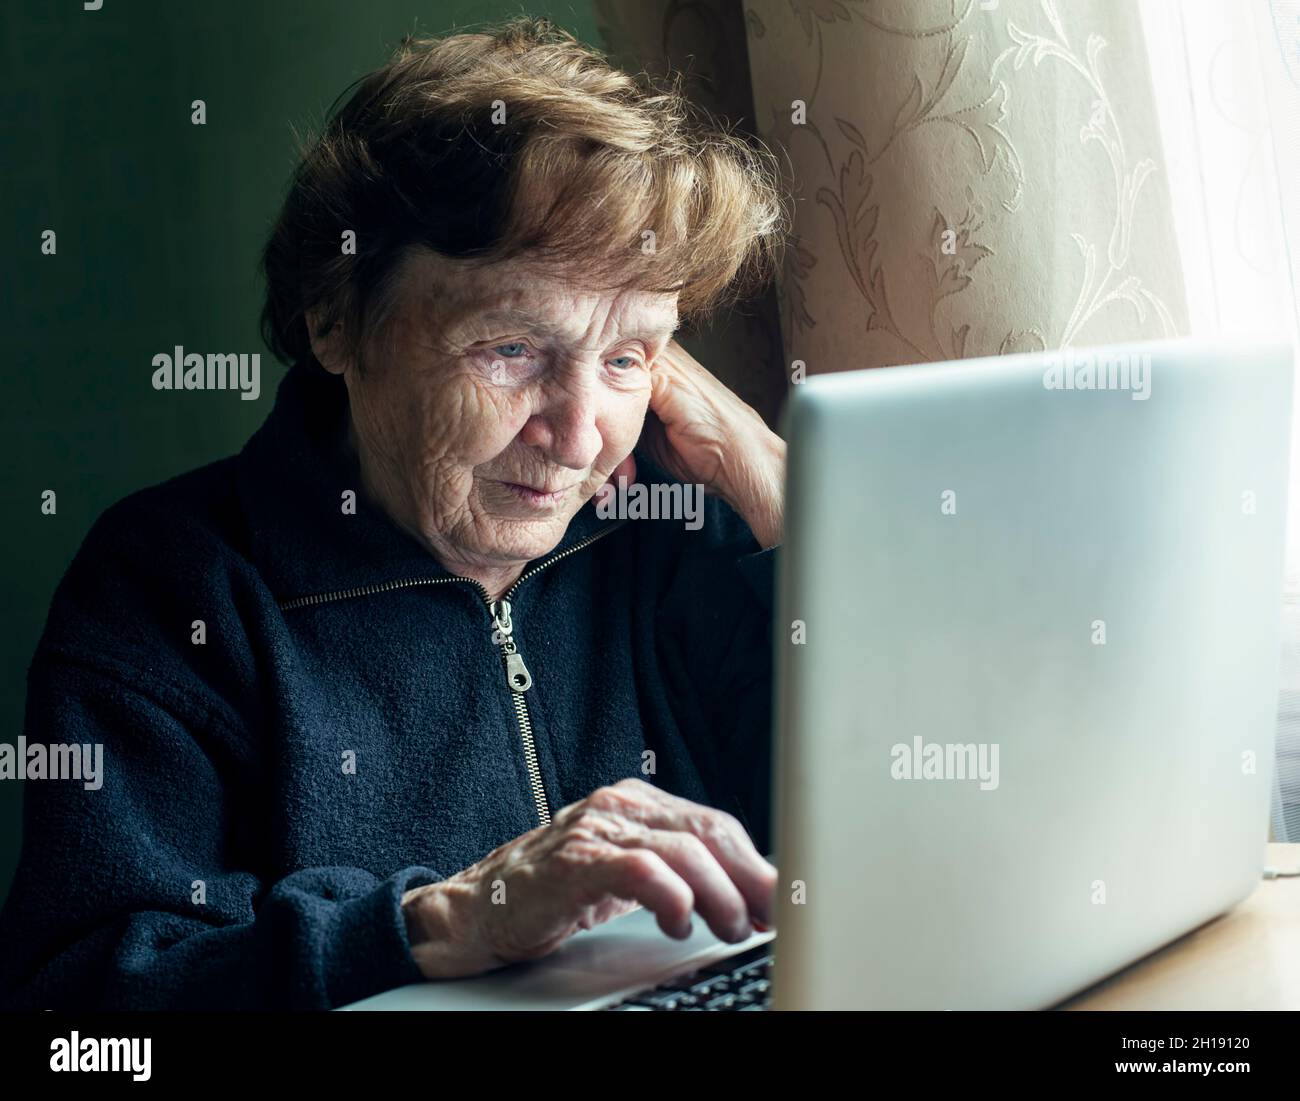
[602,943,774,1011]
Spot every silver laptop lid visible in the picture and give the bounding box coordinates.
[772,339,1294,1009]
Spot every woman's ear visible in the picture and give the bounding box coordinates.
[305,306,348,375]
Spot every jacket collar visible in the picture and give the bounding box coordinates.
[236,360,622,605]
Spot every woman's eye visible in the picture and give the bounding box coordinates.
[492,342,529,358]
[607,355,639,371]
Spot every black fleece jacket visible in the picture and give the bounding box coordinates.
[0,360,776,1010]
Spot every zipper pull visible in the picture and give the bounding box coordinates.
[504,652,533,693]
[490,600,533,692]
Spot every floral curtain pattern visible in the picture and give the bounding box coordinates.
[743,0,1190,378]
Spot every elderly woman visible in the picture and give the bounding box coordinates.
[0,18,787,1009]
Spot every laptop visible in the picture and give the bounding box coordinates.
[342,337,1294,1011]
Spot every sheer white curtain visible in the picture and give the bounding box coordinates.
[1142,0,1300,560]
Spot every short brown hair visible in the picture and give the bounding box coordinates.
[260,16,787,366]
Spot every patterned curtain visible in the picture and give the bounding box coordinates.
[599,0,1199,409]
[744,0,1191,373]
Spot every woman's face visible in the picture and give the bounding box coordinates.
[315,247,679,579]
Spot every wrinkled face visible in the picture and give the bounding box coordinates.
[313,247,679,579]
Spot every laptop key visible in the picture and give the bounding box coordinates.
[627,989,688,1009]
[704,992,741,1010]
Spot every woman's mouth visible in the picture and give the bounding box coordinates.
[501,481,572,508]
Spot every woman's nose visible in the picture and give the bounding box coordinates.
[519,374,604,469]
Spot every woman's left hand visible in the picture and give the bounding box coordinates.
[632,339,785,549]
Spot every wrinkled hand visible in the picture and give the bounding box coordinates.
[401,778,776,980]
[614,340,786,548]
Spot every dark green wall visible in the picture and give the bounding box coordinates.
[0,0,602,904]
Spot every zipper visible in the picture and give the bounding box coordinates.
[279,519,628,826]
[488,597,547,824]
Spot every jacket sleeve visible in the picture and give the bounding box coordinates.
[655,493,779,854]
[0,499,442,1011]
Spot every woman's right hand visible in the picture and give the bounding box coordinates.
[400,778,776,979]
